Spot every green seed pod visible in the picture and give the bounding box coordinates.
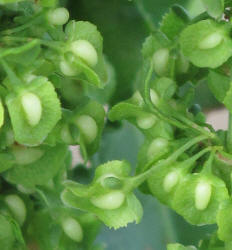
[90,190,125,210]
[163,171,179,193]
[4,194,26,226]
[198,32,223,50]
[194,181,212,210]
[21,92,42,127]
[136,114,157,130]
[75,115,98,144]
[70,40,98,67]
[62,217,83,242]
[147,137,169,160]
[152,48,169,76]
[47,8,69,26]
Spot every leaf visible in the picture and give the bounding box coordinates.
[5,144,68,188]
[6,76,61,146]
[201,0,224,19]
[180,20,232,68]
[207,71,232,112]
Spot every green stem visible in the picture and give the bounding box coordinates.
[125,135,208,191]
[227,112,232,153]
[201,148,217,174]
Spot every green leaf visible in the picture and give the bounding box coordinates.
[0,214,15,249]
[5,144,68,188]
[172,173,229,225]
[207,71,232,113]
[201,0,224,19]
[6,76,61,146]
[180,20,232,68]
[167,243,197,250]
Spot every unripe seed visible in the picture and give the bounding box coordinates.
[195,181,212,210]
[75,115,98,144]
[150,89,159,106]
[47,7,69,26]
[59,60,78,76]
[136,114,156,129]
[90,190,125,210]
[60,125,73,144]
[132,91,144,106]
[152,48,169,76]
[163,171,179,193]
[17,185,34,195]
[176,54,189,74]
[102,176,123,190]
[70,40,98,67]
[21,92,42,127]
[5,194,26,226]
[147,137,169,159]
[198,32,223,50]
[62,217,83,242]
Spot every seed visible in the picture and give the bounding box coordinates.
[147,137,169,159]
[150,89,159,106]
[152,48,169,76]
[60,60,78,76]
[136,114,156,129]
[163,171,179,193]
[90,190,125,210]
[62,217,83,242]
[195,181,212,210]
[47,7,69,26]
[198,32,223,50]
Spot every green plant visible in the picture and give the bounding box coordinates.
[0,0,232,249]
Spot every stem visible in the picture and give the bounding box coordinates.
[227,112,232,153]
[201,148,217,174]
[125,135,208,191]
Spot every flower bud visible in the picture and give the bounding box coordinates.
[62,217,83,242]
[136,114,156,130]
[198,32,223,50]
[152,48,169,76]
[90,190,125,210]
[21,92,42,127]
[47,7,69,26]
[70,40,98,67]
[163,171,179,193]
[75,115,98,144]
[4,194,26,226]
[195,181,212,210]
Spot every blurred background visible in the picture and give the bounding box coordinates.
[64,0,227,249]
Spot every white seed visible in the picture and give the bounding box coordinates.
[136,114,156,129]
[163,171,179,193]
[195,181,212,210]
[147,137,169,159]
[47,7,69,26]
[90,190,125,210]
[152,48,169,76]
[59,60,78,76]
[12,146,44,165]
[150,89,159,106]
[62,217,83,242]
[75,115,98,144]
[70,40,98,67]
[132,91,144,106]
[5,194,26,226]
[198,32,223,50]
[21,92,42,127]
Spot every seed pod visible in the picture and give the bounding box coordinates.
[90,190,125,210]
[152,48,169,76]
[21,92,42,127]
[62,217,83,242]
[75,115,98,144]
[47,8,69,26]
[163,171,179,193]
[70,40,98,67]
[194,181,212,210]
[4,194,26,226]
[198,32,223,50]
[136,114,156,130]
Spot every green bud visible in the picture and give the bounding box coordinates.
[198,32,223,50]
[136,114,156,129]
[4,194,26,226]
[152,48,169,76]
[70,40,98,67]
[163,171,179,193]
[59,60,79,76]
[47,7,69,26]
[90,190,125,210]
[147,137,169,159]
[75,115,98,144]
[62,217,83,242]
[21,92,42,127]
[195,181,212,210]
[150,89,159,106]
